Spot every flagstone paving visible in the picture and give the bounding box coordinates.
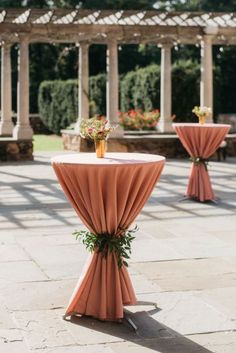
[0,151,236,353]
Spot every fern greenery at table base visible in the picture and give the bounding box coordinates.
[73,226,138,268]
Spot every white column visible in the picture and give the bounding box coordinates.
[0,42,14,136]
[13,37,33,139]
[159,43,173,133]
[200,34,213,122]
[106,38,123,137]
[75,42,89,132]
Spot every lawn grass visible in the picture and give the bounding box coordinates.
[33,134,63,152]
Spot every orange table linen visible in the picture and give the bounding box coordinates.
[52,153,165,320]
[173,123,230,202]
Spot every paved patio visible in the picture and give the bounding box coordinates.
[0,152,236,353]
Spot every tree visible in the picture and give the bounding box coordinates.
[80,0,156,10]
[154,0,236,11]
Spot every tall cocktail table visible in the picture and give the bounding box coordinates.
[52,153,165,321]
[173,123,230,202]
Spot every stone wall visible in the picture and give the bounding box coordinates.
[62,130,188,158]
[0,139,33,161]
[12,114,51,134]
[62,130,236,159]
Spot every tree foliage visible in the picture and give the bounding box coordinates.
[38,80,78,134]
[38,74,106,134]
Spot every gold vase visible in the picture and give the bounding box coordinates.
[95,139,106,158]
[198,115,206,125]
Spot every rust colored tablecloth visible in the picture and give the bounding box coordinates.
[173,123,230,202]
[52,153,165,320]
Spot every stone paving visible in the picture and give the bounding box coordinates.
[0,151,236,353]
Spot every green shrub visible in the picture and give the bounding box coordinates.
[38,80,78,135]
[172,60,200,122]
[38,75,106,134]
[38,61,221,135]
[120,61,202,122]
[89,73,106,116]
[120,65,160,112]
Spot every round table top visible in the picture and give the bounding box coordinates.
[173,123,231,128]
[51,153,165,165]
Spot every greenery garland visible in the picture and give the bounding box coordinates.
[190,156,209,171]
[73,226,138,268]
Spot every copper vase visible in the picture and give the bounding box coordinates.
[95,140,106,158]
[198,116,206,125]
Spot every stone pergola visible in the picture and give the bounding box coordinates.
[1,8,236,143]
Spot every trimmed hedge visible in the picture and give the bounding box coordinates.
[38,80,78,135]
[38,60,220,134]
[89,73,106,116]
[38,74,106,134]
[120,64,160,112]
[120,61,201,121]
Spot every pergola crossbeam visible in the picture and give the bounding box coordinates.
[0,8,235,138]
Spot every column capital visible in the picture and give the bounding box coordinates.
[201,34,214,46]
[107,37,118,46]
[78,41,90,49]
[158,41,172,49]
[18,34,30,44]
[0,41,12,50]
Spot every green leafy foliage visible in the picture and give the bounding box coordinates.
[120,65,161,112]
[39,59,224,134]
[89,73,106,116]
[38,74,106,134]
[120,61,201,121]
[80,0,156,10]
[38,80,78,134]
[172,60,200,122]
[73,226,138,268]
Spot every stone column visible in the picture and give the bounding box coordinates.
[106,38,123,137]
[13,36,33,140]
[75,42,89,132]
[159,43,173,133]
[0,42,14,136]
[200,34,213,122]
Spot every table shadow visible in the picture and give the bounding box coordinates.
[67,302,214,353]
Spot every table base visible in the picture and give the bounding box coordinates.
[63,300,159,333]
[179,194,220,204]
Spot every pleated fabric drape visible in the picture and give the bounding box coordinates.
[52,153,165,320]
[173,124,230,202]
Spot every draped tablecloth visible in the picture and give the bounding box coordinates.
[51,153,165,321]
[173,123,230,202]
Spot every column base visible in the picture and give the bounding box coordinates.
[0,121,14,136]
[157,119,174,133]
[13,124,33,140]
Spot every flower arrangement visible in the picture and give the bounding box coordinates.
[80,116,113,141]
[192,106,211,124]
[119,109,160,131]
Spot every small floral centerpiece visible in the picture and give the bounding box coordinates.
[80,116,114,158]
[192,106,211,125]
[119,109,160,131]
